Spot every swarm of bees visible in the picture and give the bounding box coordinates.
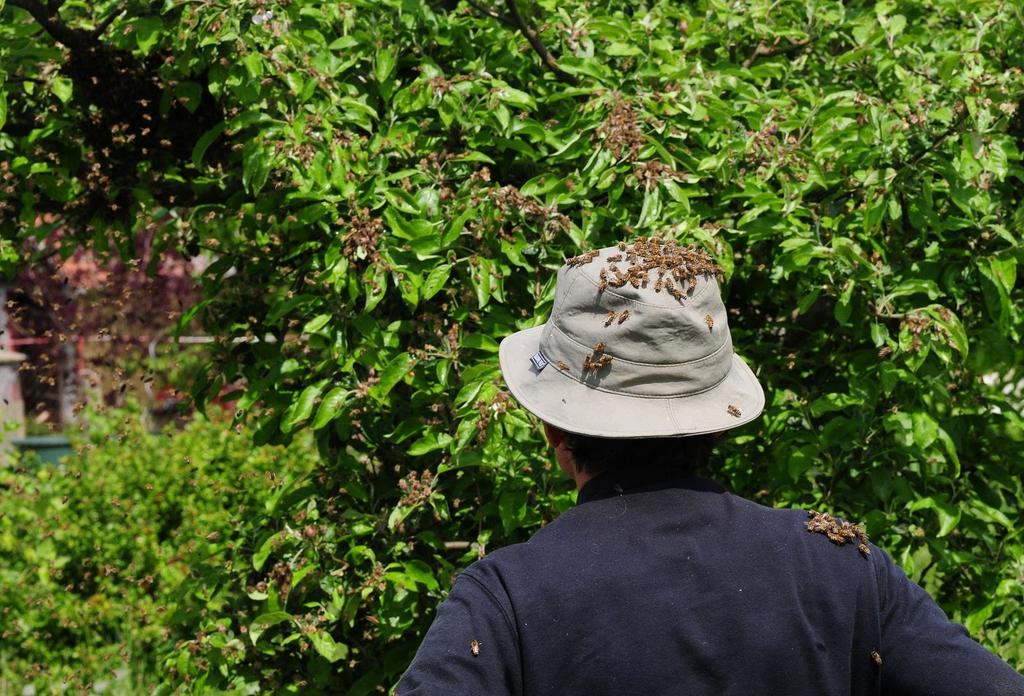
[574,237,722,302]
[582,342,613,372]
[565,250,600,267]
[806,510,871,557]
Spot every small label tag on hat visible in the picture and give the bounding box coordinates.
[530,351,549,371]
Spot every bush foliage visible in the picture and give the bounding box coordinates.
[2,0,1023,691]
[0,407,317,692]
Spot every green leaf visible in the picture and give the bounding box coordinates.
[364,266,387,312]
[421,263,452,301]
[498,488,527,535]
[407,431,453,456]
[249,612,294,645]
[909,496,960,537]
[460,333,499,352]
[51,77,73,104]
[471,258,492,308]
[375,48,396,85]
[493,85,536,110]
[922,305,969,358]
[242,142,272,194]
[886,14,907,36]
[988,256,1017,294]
[887,279,941,302]
[280,383,324,433]
[967,499,1014,530]
[398,560,438,590]
[369,352,415,401]
[606,42,643,56]
[133,16,163,54]
[910,411,938,450]
[442,208,474,246]
[934,425,961,478]
[266,294,315,324]
[384,209,434,241]
[302,313,331,335]
[797,288,820,315]
[310,630,349,663]
[191,122,227,167]
[174,81,203,113]
[809,392,861,418]
[834,281,854,324]
[311,387,348,430]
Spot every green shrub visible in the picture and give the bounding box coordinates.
[0,405,317,693]
[2,0,1023,692]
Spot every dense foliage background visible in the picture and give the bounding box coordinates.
[2,0,1023,692]
[0,407,317,692]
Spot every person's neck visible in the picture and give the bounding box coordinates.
[571,468,596,491]
[575,466,717,506]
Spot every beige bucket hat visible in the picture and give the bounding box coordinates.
[498,239,765,438]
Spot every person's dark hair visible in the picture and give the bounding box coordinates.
[562,432,718,475]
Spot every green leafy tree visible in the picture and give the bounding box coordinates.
[2,0,1022,692]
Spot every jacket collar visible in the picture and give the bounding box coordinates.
[576,466,727,506]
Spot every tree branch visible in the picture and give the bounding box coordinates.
[743,36,812,69]
[90,4,125,38]
[502,0,579,85]
[6,0,89,50]
[5,76,46,84]
[465,0,515,28]
[892,110,970,175]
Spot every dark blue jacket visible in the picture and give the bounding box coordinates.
[398,469,1024,695]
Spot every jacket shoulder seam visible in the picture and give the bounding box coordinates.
[458,569,520,640]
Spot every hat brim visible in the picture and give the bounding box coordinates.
[498,325,765,438]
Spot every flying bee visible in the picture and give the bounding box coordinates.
[470,639,482,657]
[727,404,742,417]
[704,314,714,331]
[618,310,630,324]
[870,650,882,665]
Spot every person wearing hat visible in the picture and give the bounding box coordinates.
[397,240,1024,695]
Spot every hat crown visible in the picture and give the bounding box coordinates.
[539,243,732,398]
